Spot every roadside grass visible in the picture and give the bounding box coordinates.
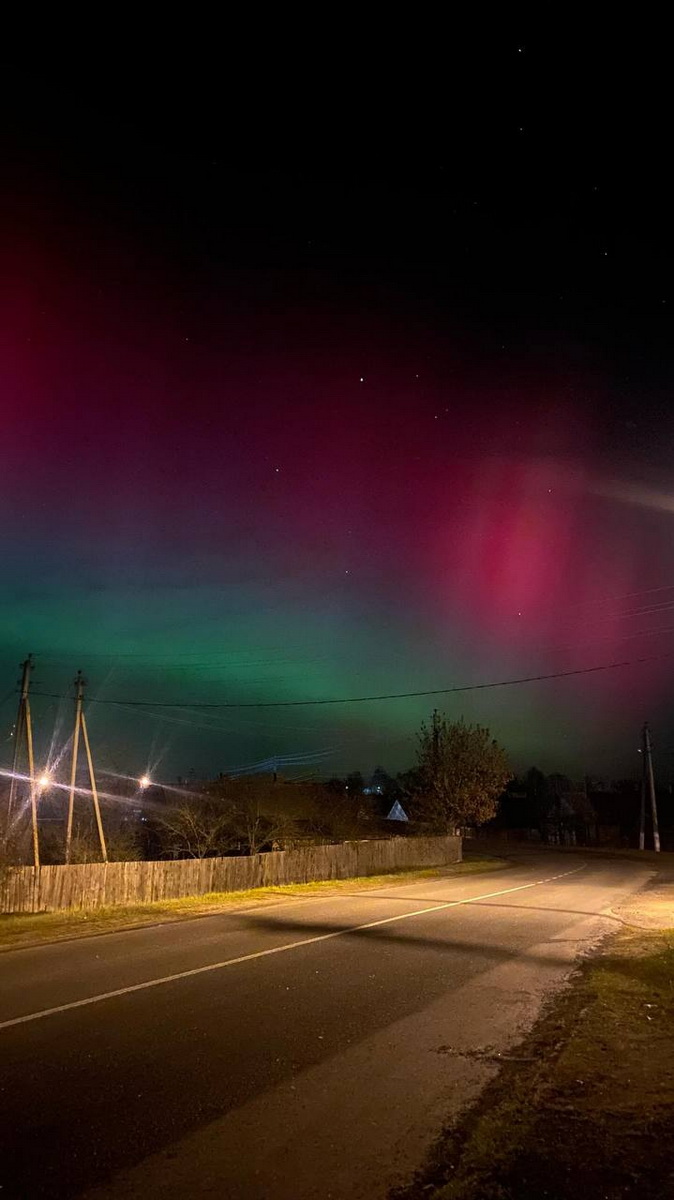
[395,927,674,1200]
[0,854,507,951]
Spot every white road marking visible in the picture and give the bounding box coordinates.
[0,865,585,1032]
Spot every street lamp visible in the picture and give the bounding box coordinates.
[139,775,151,790]
[37,773,51,791]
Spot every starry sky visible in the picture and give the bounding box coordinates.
[2,36,674,783]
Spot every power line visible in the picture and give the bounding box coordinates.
[28,651,673,710]
[565,582,674,610]
[107,699,338,736]
[535,622,674,655]
[24,583,674,683]
[26,583,674,674]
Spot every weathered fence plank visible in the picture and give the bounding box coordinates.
[0,836,461,914]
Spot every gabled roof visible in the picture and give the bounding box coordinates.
[385,800,409,822]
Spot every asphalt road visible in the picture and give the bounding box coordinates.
[0,852,652,1199]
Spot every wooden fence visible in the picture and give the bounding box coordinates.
[0,835,461,914]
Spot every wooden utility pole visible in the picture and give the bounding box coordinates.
[639,770,646,852]
[5,655,40,868]
[642,723,661,853]
[80,706,107,863]
[65,670,83,861]
[7,655,34,820]
[65,671,107,864]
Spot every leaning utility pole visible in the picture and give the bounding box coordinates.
[65,671,107,864]
[642,723,661,853]
[6,654,40,868]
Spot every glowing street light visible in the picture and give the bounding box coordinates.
[139,775,151,790]
[37,773,51,791]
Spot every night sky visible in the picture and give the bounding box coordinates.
[2,38,674,783]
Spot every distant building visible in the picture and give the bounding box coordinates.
[385,799,409,822]
[359,770,410,823]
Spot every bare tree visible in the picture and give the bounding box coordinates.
[207,775,320,854]
[230,791,295,855]
[157,802,237,859]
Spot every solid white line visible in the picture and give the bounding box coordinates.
[0,865,585,1032]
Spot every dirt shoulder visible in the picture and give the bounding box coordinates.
[394,877,674,1200]
[611,864,674,930]
[0,854,509,952]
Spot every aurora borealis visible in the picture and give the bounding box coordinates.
[3,48,674,784]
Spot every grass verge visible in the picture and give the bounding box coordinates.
[0,854,507,951]
[395,927,674,1200]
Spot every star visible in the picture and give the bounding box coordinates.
[359,377,364,383]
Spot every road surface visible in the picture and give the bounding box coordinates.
[0,852,652,1199]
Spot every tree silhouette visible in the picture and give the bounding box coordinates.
[411,711,511,833]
